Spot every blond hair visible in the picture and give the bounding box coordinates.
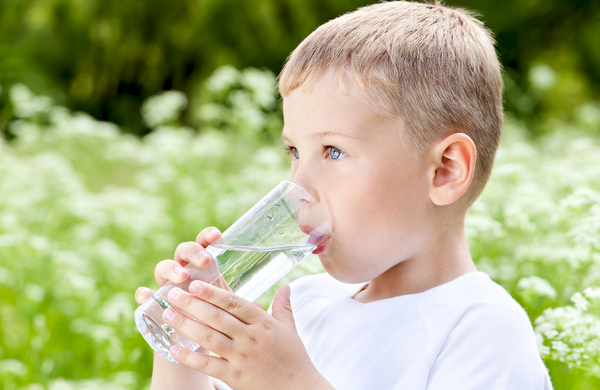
[278,1,503,204]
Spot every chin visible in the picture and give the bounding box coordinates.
[319,257,371,284]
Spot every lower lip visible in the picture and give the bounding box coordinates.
[312,237,330,255]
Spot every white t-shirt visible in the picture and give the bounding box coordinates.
[214,271,553,389]
[290,271,552,390]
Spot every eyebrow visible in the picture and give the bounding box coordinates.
[281,130,358,142]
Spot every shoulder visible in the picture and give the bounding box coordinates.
[423,272,552,389]
[459,273,535,339]
[454,273,533,330]
[420,272,531,326]
[422,272,538,352]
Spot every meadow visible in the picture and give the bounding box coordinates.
[0,66,599,389]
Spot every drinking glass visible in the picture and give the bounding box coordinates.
[134,180,331,363]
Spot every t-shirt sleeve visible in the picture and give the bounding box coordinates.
[424,303,553,390]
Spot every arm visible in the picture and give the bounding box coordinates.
[150,351,215,390]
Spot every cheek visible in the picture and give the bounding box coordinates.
[332,170,427,248]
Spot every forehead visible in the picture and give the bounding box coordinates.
[282,82,365,139]
[280,66,399,118]
[281,75,409,148]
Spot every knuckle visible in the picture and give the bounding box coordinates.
[155,260,177,279]
[171,312,185,329]
[231,367,243,384]
[261,319,275,331]
[180,293,195,309]
[198,356,211,372]
[223,295,240,311]
[196,229,211,243]
[200,326,214,345]
[190,351,211,372]
[207,306,224,323]
[174,242,197,261]
[244,327,261,345]
[203,287,218,303]
[174,242,187,252]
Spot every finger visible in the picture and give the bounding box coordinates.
[163,307,234,357]
[271,285,297,332]
[135,286,154,305]
[189,280,263,325]
[169,344,229,380]
[174,241,212,268]
[196,227,222,248]
[154,259,189,286]
[167,287,244,342]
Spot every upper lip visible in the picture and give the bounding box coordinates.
[300,225,329,245]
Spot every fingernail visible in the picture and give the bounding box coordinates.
[210,228,221,237]
[196,250,209,263]
[168,288,181,301]
[189,281,203,294]
[170,345,180,356]
[164,308,176,322]
[174,266,186,276]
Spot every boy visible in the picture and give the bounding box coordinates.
[135,1,553,389]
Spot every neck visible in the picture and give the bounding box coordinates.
[353,219,476,303]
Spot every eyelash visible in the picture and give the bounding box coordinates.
[284,146,299,159]
[284,145,346,160]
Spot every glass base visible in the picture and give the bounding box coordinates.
[135,306,178,363]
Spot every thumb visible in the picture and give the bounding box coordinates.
[271,285,297,332]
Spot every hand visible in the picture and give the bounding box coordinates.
[163,281,335,390]
[134,227,223,305]
[134,227,224,390]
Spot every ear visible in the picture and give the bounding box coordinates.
[428,133,477,206]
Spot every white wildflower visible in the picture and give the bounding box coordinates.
[575,100,600,128]
[465,214,505,241]
[0,359,27,376]
[571,292,589,312]
[535,289,600,372]
[25,284,46,302]
[9,84,53,118]
[205,65,240,93]
[141,90,188,128]
[228,89,266,130]
[517,276,557,299]
[528,63,558,92]
[99,292,135,324]
[240,67,277,109]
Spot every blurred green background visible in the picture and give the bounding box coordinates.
[1,0,600,389]
[1,0,600,136]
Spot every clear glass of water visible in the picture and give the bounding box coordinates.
[134,180,331,363]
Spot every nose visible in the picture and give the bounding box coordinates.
[290,160,320,204]
[285,181,331,248]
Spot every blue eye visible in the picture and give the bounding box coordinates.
[286,147,299,159]
[328,147,347,160]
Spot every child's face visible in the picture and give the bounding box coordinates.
[281,74,433,284]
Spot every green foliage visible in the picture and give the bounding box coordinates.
[1,0,600,136]
[0,0,372,134]
[1,67,599,389]
[466,118,600,388]
[0,70,290,389]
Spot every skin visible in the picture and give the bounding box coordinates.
[135,72,478,389]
